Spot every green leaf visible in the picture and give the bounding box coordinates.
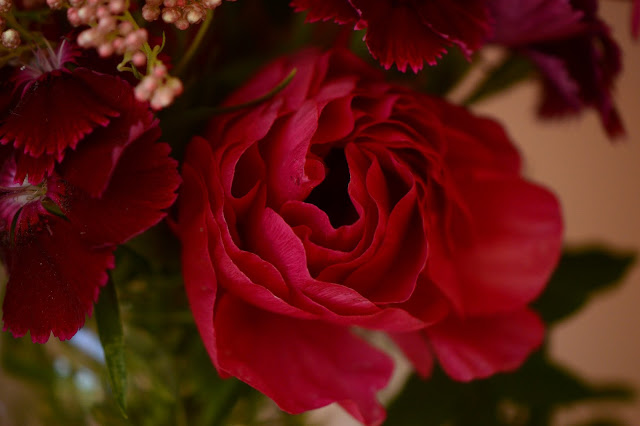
[463,53,533,105]
[534,247,636,324]
[95,277,128,417]
[386,350,633,426]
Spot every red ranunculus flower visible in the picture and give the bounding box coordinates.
[175,48,563,425]
[290,0,493,72]
[0,44,181,343]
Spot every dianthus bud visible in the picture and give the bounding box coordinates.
[1,29,20,50]
[163,0,175,7]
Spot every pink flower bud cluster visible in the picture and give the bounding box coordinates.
[64,0,148,62]
[134,63,183,110]
[142,0,220,30]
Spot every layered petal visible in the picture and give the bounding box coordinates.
[215,293,392,426]
[2,217,114,343]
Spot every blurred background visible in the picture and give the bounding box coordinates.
[473,2,640,423]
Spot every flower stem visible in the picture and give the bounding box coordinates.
[174,10,214,77]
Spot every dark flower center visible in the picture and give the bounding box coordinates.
[305,148,358,228]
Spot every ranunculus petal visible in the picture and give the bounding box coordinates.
[2,217,114,343]
[453,175,563,315]
[427,309,544,381]
[0,69,124,160]
[215,293,392,426]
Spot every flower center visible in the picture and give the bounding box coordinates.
[0,179,49,233]
[305,148,358,228]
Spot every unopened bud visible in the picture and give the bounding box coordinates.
[161,7,180,23]
[132,51,146,67]
[67,7,82,26]
[1,29,20,49]
[108,0,124,14]
[185,4,205,24]
[201,0,220,9]
[46,0,63,10]
[150,86,175,110]
[0,0,12,14]
[97,42,114,57]
[142,4,160,21]
[174,17,189,30]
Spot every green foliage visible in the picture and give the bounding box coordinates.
[534,247,635,324]
[464,54,534,105]
[95,278,128,417]
[386,351,633,426]
[386,247,636,426]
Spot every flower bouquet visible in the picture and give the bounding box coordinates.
[0,0,637,425]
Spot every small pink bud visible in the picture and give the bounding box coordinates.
[134,84,152,102]
[201,0,220,9]
[112,37,125,53]
[132,51,147,67]
[163,0,176,8]
[167,77,183,96]
[46,0,63,10]
[174,17,189,30]
[87,0,99,6]
[139,75,158,92]
[69,0,84,7]
[1,29,20,49]
[150,86,174,110]
[118,21,133,35]
[98,16,116,31]
[108,0,124,14]
[77,5,96,24]
[185,3,205,24]
[161,7,180,23]
[77,28,96,47]
[96,5,109,18]
[67,7,82,26]
[0,0,12,14]
[152,63,167,77]
[142,4,160,21]
[97,42,114,57]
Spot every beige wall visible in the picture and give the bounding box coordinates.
[474,2,640,423]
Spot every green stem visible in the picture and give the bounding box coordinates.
[174,10,214,77]
[4,12,36,42]
[179,68,297,124]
